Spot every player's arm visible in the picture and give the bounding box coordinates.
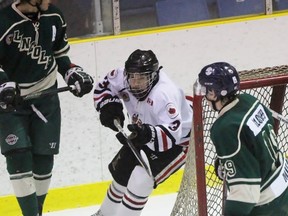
[222,156,259,215]
[0,34,22,109]
[0,68,21,110]
[116,113,182,152]
[217,155,259,216]
[54,36,93,97]
[93,69,125,131]
[117,96,185,152]
[0,67,8,84]
[56,54,94,97]
[48,6,93,97]
[149,90,187,152]
[211,127,260,215]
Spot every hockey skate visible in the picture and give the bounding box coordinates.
[91,210,104,216]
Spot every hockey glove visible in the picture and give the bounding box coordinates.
[65,66,94,97]
[99,96,125,131]
[0,82,22,110]
[214,157,225,181]
[116,124,155,148]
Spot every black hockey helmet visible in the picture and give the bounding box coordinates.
[125,49,159,73]
[198,62,240,98]
[124,49,160,100]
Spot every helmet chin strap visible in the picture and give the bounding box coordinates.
[205,96,221,111]
[211,101,218,111]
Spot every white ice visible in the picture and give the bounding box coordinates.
[45,193,177,216]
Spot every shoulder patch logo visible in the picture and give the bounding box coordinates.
[247,104,268,136]
[108,70,118,79]
[166,103,179,119]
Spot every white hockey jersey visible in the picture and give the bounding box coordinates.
[94,68,193,152]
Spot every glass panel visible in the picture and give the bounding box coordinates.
[1,0,284,39]
[120,0,158,31]
[273,0,288,11]
[50,0,97,38]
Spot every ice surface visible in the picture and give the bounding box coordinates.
[45,193,177,216]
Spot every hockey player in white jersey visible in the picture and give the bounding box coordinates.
[92,49,193,216]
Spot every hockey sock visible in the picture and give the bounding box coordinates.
[36,194,45,215]
[16,192,39,216]
[99,180,126,215]
[117,166,154,216]
[33,154,54,214]
[6,150,39,216]
[34,173,52,214]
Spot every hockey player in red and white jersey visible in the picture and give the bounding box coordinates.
[92,49,193,216]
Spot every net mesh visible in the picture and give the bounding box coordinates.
[171,65,288,216]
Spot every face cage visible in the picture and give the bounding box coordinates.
[124,70,157,100]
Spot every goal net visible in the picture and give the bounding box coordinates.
[171,65,288,216]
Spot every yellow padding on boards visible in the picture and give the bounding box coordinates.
[0,166,222,215]
[0,169,185,215]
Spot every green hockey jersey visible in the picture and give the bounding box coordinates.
[0,2,72,96]
[211,93,288,215]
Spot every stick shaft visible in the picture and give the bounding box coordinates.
[0,85,75,108]
[113,119,153,177]
[269,108,288,125]
[22,85,75,101]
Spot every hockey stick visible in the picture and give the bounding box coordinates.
[113,119,153,177]
[22,85,76,101]
[221,172,227,216]
[0,85,75,107]
[269,108,288,125]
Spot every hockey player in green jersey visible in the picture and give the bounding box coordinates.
[0,0,94,216]
[198,62,288,216]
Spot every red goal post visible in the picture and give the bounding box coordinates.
[171,65,288,216]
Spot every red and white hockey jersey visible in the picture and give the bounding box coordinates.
[94,68,193,152]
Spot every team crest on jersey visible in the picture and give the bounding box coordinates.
[5,134,19,145]
[5,34,13,45]
[12,30,50,69]
[119,91,130,102]
[166,103,179,119]
[108,70,118,79]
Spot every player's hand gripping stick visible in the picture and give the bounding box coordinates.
[0,85,76,110]
[113,119,153,178]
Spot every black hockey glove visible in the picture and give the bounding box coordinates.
[214,157,225,181]
[65,66,94,97]
[116,124,156,148]
[99,96,125,131]
[0,81,22,111]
